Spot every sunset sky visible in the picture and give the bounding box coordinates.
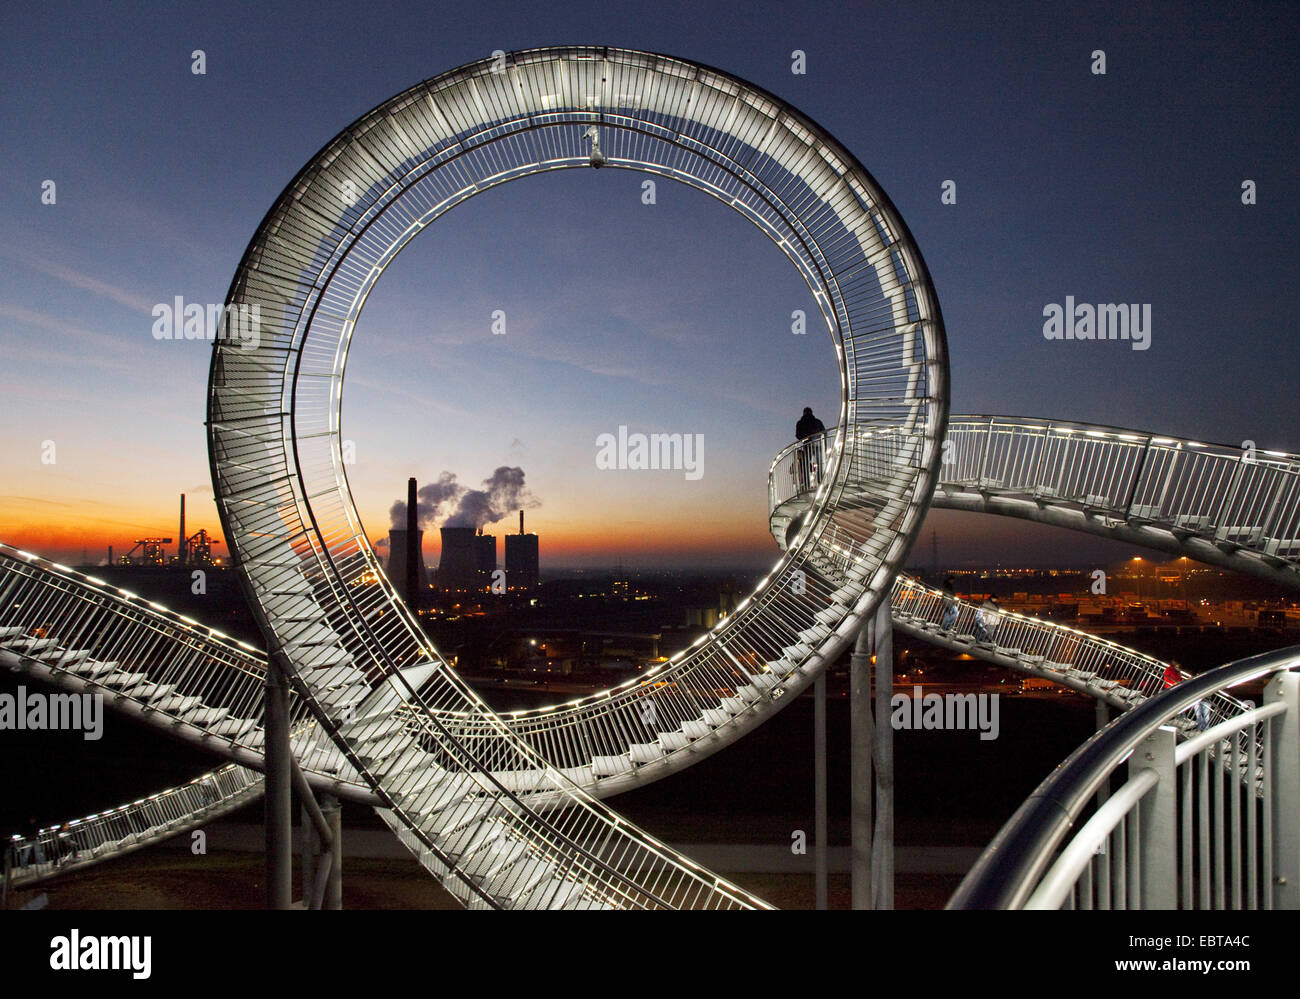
[2,1,1296,571]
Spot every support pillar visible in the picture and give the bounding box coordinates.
[850,619,874,909]
[1266,672,1299,910]
[323,793,343,910]
[871,593,895,910]
[1095,699,1112,812]
[1131,725,1177,909]
[813,669,827,910]
[264,659,293,910]
[301,801,317,906]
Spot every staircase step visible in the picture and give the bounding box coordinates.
[132,682,174,700]
[814,605,846,625]
[499,853,561,900]
[528,876,582,909]
[490,854,555,901]
[592,754,632,777]
[438,815,506,859]
[318,685,371,711]
[681,719,711,739]
[209,716,257,738]
[151,695,203,715]
[423,798,495,839]
[797,623,831,643]
[657,731,690,752]
[293,645,352,671]
[351,732,409,760]
[340,713,406,743]
[102,670,150,689]
[6,637,58,652]
[181,706,230,726]
[628,743,660,764]
[462,837,528,880]
[296,745,347,774]
[67,659,119,677]
[38,648,91,666]
[376,745,438,779]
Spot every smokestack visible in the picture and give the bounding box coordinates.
[179,494,186,566]
[519,509,524,535]
[405,477,419,608]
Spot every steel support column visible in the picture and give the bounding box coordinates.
[301,801,317,907]
[1132,725,1178,908]
[871,593,895,910]
[1267,672,1300,909]
[1096,699,1111,813]
[850,617,873,909]
[323,793,342,910]
[264,658,293,910]
[814,669,828,910]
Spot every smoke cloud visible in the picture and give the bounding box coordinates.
[389,472,464,529]
[390,467,538,531]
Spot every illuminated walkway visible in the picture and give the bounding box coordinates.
[4,47,1296,908]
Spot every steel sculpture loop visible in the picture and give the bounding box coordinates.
[205,46,947,907]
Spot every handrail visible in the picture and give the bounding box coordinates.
[948,645,1300,909]
[771,417,1300,588]
[4,764,263,888]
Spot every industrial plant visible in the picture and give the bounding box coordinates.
[386,477,539,603]
[102,494,223,569]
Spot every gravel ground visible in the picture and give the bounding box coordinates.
[5,851,961,910]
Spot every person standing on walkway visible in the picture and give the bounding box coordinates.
[940,576,959,630]
[795,407,827,492]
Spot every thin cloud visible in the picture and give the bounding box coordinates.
[0,249,155,313]
[0,302,138,355]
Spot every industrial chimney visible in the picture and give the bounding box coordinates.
[405,477,419,609]
[178,494,186,566]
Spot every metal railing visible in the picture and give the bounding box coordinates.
[772,418,1300,584]
[0,544,363,792]
[949,648,1300,909]
[943,416,1300,563]
[3,765,262,894]
[887,574,1249,728]
[206,45,947,907]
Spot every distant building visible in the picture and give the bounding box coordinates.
[474,532,497,577]
[439,527,479,591]
[387,529,428,601]
[505,510,539,591]
[505,534,539,591]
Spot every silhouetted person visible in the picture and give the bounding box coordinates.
[794,407,827,492]
[974,596,1000,644]
[796,407,825,441]
[940,576,958,630]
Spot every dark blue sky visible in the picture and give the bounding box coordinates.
[1,0,1296,568]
